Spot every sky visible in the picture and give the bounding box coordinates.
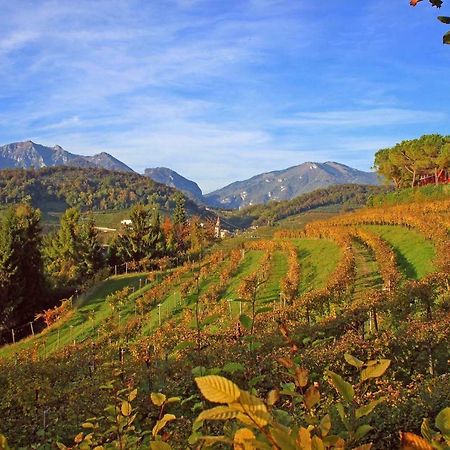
[0,0,450,193]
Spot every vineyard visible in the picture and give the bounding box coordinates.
[0,197,449,449]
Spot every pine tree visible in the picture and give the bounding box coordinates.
[172,192,186,226]
[43,208,103,287]
[0,205,46,331]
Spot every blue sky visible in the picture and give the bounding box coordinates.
[0,0,449,192]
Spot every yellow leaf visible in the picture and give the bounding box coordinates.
[399,432,433,450]
[233,390,270,427]
[234,428,257,450]
[304,385,320,410]
[150,442,172,450]
[295,367,309,388]
[197,406,241,421]
[360,360,391,381]
[319,414,331,437]
[121,400,131,417]
[311,435,325,450]
[151,392,167,406]
[152,413,176,437]
[267,389,279,406]
[195,375,241,404]
[297,427,312,450]
[128,388,138,402]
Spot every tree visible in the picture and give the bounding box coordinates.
[172,192,186,227]
[373,148,404,188]
[78,216,104,278]
[410,0,450,44]
[112,203,165,264]
[44,208,103,287]
[0,204,46,331]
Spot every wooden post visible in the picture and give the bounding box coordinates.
[125,262,128,274]
[11,329,15,344]
[30,322,35,336]
[115,265,117,276]
[139,278,142,289]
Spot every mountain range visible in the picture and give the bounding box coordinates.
[0,141,133,173]
[203,161,380,209]
[144,167,204,203]
[1,141,381,209]
[144,162,380,209]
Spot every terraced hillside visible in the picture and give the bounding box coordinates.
[0,198,449,449]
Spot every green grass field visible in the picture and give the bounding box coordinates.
[0,273,148,359]
[365,225,435,279]
[293,238,341,293]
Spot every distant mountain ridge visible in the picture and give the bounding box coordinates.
[144,167,204,203]
[0,141,134,173]
[204,161,380,209]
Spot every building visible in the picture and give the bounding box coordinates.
[417,169,450,187]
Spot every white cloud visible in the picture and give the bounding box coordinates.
[275,108,446,128]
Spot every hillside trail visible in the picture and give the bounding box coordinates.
[351,239,383,303]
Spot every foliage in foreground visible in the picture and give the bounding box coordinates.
[0,354,448,450]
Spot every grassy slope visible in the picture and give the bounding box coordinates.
[0,273,148,359]
[366,225,435,279]
[351,239,383,302]
[293,239,342,293]
[0,221,436,357]
[259,250,288,304]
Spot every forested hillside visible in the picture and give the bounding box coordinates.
[0,166,206,216]
[226,184,390,227]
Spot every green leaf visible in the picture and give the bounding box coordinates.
[270,427,297,450]
[248,341,262,352]
[172,341,194,352]
[326,370,354,403]
[335,403,351,431]
[354,424,373,441]
[202,314,220,326]
[444,30,450,45]
[438,16,450,24]
[319,414,331,437]
[150,442,172,450]
[360,359,390,381]
[256,306,272,314]
[81,422,95,429]
[355,397,385,419]
[223,362,246,374]
[239,314,252,330]
[435,406,450,435]
[344,353,364,369]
